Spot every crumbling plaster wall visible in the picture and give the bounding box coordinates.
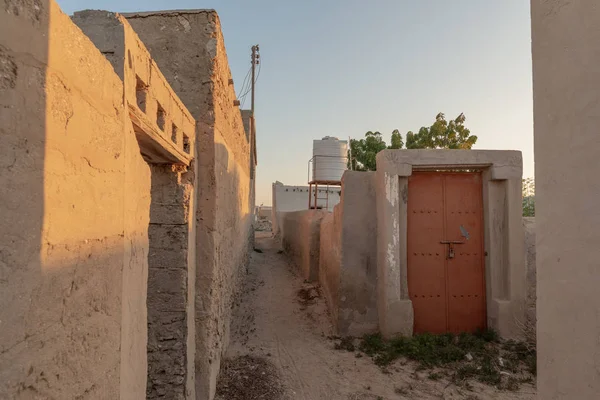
[319,172,380,337]
[124,10,253,399]
[1,1,150,398]
[71,11,196,165]
[72,11,199,399]
[336,172,379,336]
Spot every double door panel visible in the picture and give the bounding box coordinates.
[407,172,486,334]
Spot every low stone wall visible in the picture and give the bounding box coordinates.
[319,172,379,337]
[272,211,285,239]
[281,211,326,281]
[319,211,341,327]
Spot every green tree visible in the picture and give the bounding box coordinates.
[348,131,387,171]
[522,177,535,217]
[406,113,477,149]
[390,129,404,149]
[348,113,477,171]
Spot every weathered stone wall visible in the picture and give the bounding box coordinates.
[146,165,195,400]
[72,11,199,399]
[319,212,341,326]
[124,11,254,399]
[0,1,150,398]
[71,11,196,166]
[281,210,327,281]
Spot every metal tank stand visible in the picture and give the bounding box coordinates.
[308,180,341,210]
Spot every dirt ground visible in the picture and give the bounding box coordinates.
[216,232,537,400]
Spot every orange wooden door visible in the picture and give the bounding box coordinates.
[407,172,486,334]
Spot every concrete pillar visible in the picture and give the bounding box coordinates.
[531,1,600,398]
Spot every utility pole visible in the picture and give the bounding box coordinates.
[249,44,259,183]
[251,44,259,114]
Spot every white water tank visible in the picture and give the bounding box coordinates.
[312,136,348,182]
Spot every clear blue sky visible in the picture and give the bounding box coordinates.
[58,0,534,206]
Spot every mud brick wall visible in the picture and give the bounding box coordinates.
[146,165,195,399]
[125,10,254,399]
[72,11,199,398]
[281,210,327,282]
[0,1,151,398]
[321,172,379,337]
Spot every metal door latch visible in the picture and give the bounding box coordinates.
[440,240,465,259]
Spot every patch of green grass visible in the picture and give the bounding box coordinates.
[360,333,387,356]
[475,356,501,386]
[359,329,536,391]
[333,336,356,352]
[474,328,499,343]
[360,332,487,368]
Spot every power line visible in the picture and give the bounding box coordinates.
[239,47,261,108]
[236,67,251,99]
[239,53,261,99]
[235,45,260,109]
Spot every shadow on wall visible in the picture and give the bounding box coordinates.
[1,1,151,398]
[147,163,195,399]
[195,141,254,398]
[121,10,255,397]
[1,1,48,396]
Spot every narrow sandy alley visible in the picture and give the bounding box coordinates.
[217,232,536,400]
